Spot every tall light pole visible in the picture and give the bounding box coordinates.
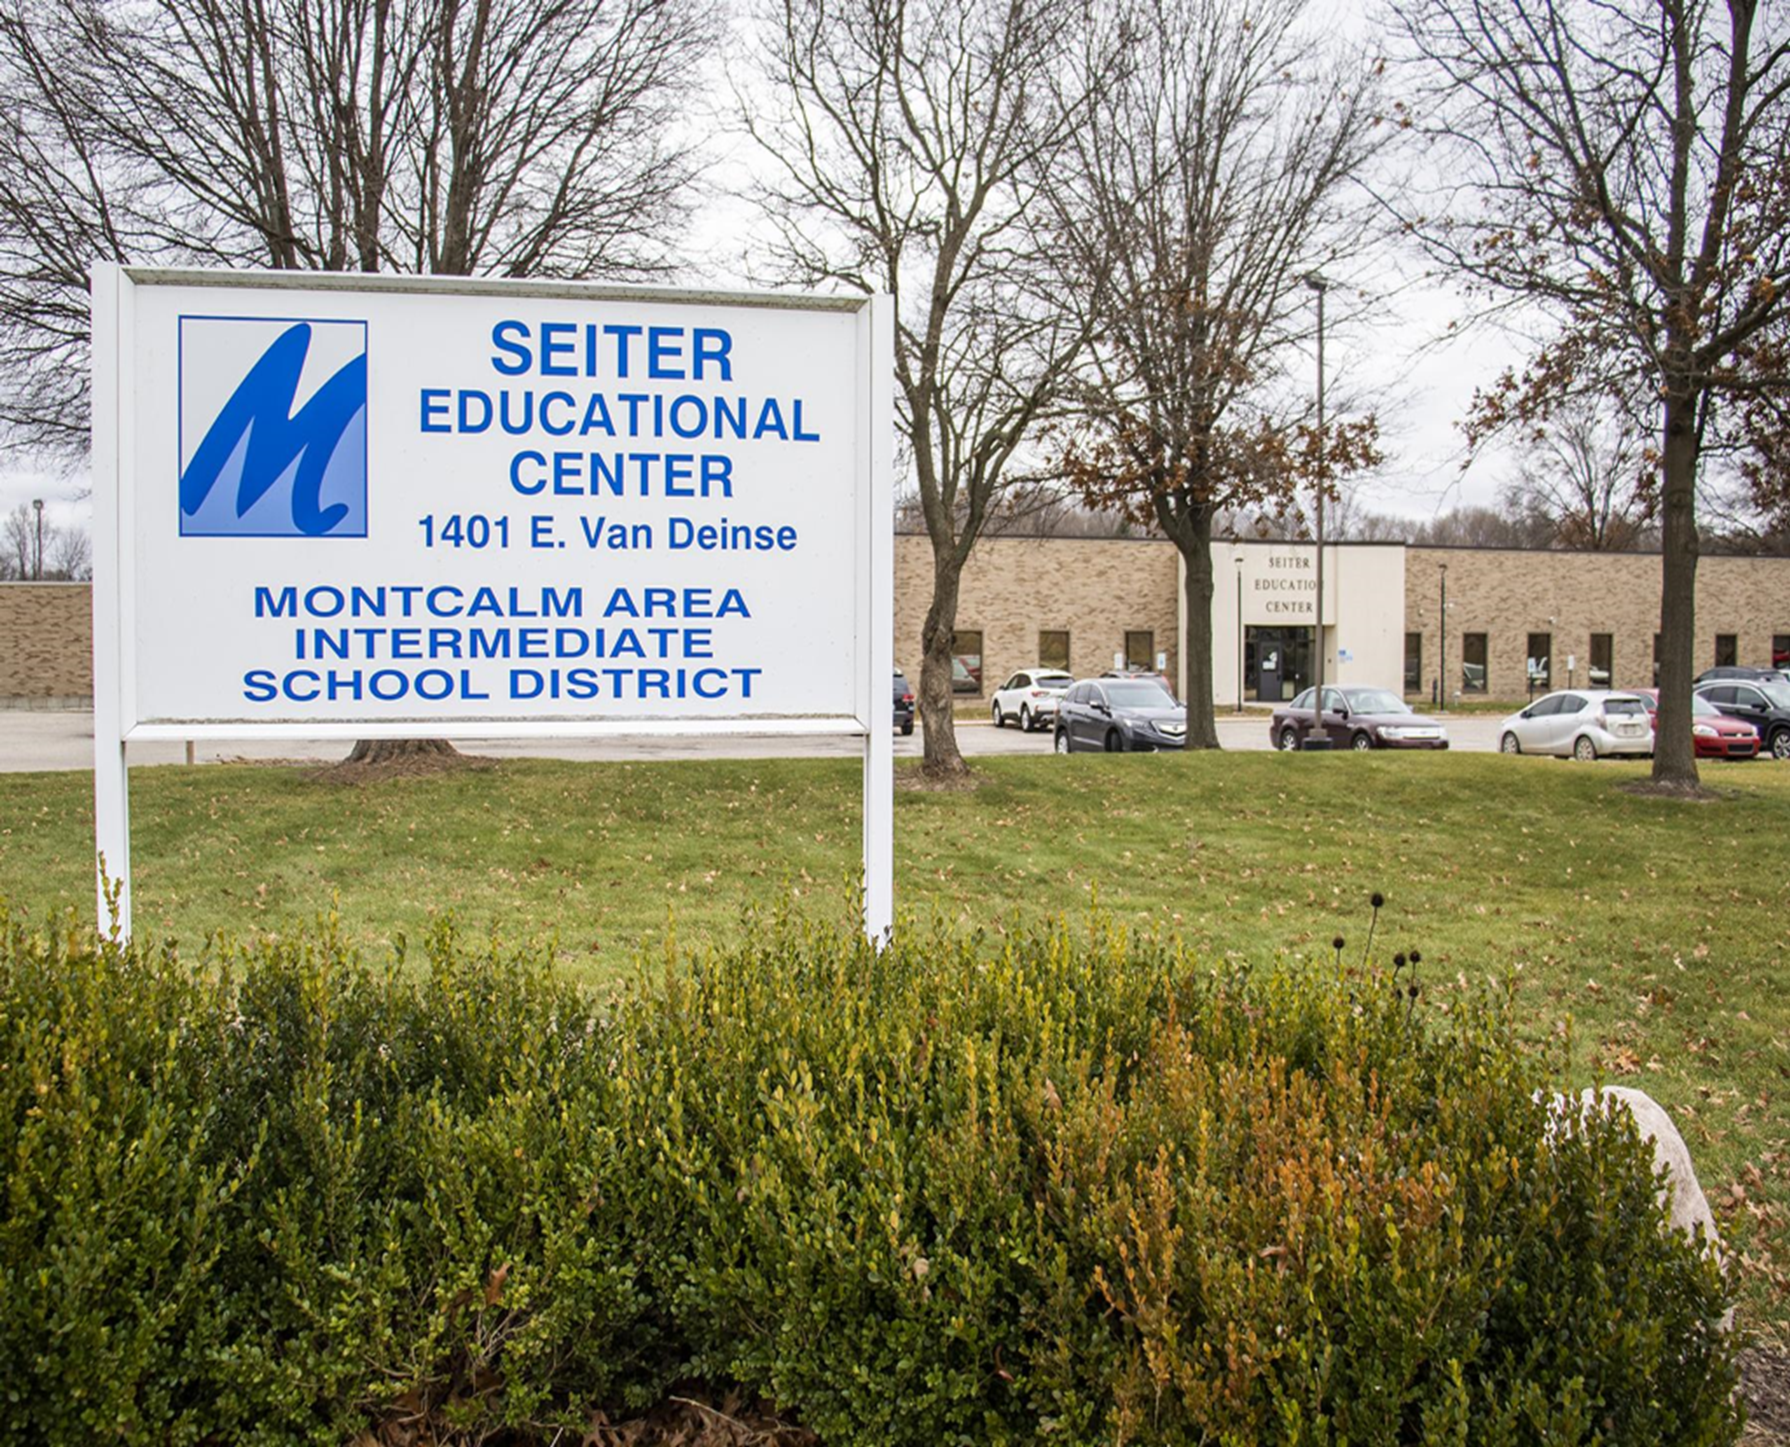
[31,498,43,581]
[1235,552,1245,712]
[1305,274,1327,712]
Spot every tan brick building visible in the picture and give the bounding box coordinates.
[1401,545,1790,703]
[894,534,1181,702]
[0,583,93,706]
[896,533,1790,707]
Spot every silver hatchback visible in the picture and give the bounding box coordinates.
[1499,690,1654,760]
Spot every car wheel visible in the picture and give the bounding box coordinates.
[1054,729,1071,754]
[1351,732,1373,752]
[1105,728,1123,753]
[1573,734,1598,762]
[900,720,913,736]
[1277,725,1298,752]
[1500,732,1521,755]
[1771,727,1790,760]
[1020,704,1033,732]
[991,700,1004,728]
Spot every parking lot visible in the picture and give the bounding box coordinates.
[0,707,1514,771]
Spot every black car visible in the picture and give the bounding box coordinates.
[893,670,915,735]
[1694,678,1790,759]
[1694,666,1790,687]
[1054,677,1186,753]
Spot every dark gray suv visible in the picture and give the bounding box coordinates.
[1054,678,1186,753]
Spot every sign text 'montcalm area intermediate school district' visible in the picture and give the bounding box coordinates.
[126,283,869,727]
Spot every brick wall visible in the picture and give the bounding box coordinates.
[0,583,93,705]
[0,583,93,704]
[895,533,1179,695]
[1402,547,1790,702]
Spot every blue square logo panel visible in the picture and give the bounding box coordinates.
[177,316,368,538]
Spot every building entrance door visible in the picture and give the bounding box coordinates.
[1245,626,1313,702]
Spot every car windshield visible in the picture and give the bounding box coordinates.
[1106,681,1175,708]
[1603,698,1646,716]
[1342,689,1408,714]
[1691,694,1722,717]
[1037,673,1072,690]
[1761,682,1790,710]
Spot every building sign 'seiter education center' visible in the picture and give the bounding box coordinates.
[90,266,895,941]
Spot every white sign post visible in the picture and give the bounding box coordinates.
[91,265,893,943]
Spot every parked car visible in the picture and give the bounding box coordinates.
[1054,676,1186,753]
[892,669,915,735]
[1694,677,1790,759]
[1635,689,1759,760]
[1101,666,1178,698]
[1694,665,1790,687]
[1269,686,1449,752]
[1498,690,1653,760]
[990,668,1073,731]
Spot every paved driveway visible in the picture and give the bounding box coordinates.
[0,708,1510,772]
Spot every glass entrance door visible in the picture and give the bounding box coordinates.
[1245,626,1313,702]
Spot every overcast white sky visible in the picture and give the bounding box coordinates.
[0,0,1534,538]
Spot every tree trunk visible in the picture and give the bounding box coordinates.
[1178,522,1220,749]
[918,542,969,778]
[343,738,461,766]
[1650,393,1700,788]
[1157,504,1220,748]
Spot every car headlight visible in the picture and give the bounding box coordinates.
[1692,723,1717,737]
[1379,726,1407,739]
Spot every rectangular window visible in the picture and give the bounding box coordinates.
[1774,633,1790,669]
[1039,630,1070,673]
[1125,630,1155,671]
[1589,633,1613,688]
[951,630,983,694]
[1404,632,1422,693]
[1461,633,1488,693]
[1714,633,1738,668]
[1526,633,1551,692]
[1653,632,1661,686]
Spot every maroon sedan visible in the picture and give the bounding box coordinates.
[1636,689,1759,760]
[1270,686,1450,752]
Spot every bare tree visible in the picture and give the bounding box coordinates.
[745,0,1105,777]
[0,0,715,446]
[1503,399,1653,550]
[1,501,29,576]
[0,0,713,762]
[1311,488,1412,543]
[47,518,90,579]
[1050,0,1386,747]
[1389,0,1790,789]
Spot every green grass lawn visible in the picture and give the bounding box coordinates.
[2,748,1787,1338]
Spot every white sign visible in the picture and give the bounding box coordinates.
[91,267,894,939]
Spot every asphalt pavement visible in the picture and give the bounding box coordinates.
[0,707,1510,772]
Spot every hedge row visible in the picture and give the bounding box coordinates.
[0,902,1739,1445]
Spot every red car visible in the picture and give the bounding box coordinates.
[1636,689,1759,760]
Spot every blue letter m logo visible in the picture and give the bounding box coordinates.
[178,318,368,538]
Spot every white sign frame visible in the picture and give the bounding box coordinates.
[91,264,894,943]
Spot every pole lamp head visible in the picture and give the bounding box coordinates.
[1304,272,1329,294]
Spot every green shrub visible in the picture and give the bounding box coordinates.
[617,911,1738,1446]
[0,900,1740,1445]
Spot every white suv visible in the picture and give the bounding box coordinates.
[991,669,1074,731]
